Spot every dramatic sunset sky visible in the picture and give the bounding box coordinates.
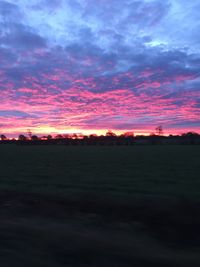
[0,0,200,136]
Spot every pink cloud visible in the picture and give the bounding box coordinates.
[0,57,199,137]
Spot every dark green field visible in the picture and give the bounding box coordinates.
[0,144,200,266]
[1,144,200,197]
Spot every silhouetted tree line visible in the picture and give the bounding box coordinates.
[0,131,200,145]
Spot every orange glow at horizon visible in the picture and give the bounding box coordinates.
[1,125,198,138]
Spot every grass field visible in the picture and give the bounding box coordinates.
[1,144,200,197]
[0,144,200,266]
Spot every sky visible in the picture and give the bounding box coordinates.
[0,0,200,137]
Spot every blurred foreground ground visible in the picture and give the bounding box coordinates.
[0,145,200,266]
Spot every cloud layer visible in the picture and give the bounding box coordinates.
[0,0,200,136]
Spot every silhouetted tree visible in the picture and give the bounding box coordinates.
[181,132,199,137]
[149,133,159,145]
[106,130,116,137]
[18,134,27,141]
[0,134,7,140]
[47,135,52,140]
[122,131,134,138]
[63,134,70,139]
[55,134,63,139]
[155,125,163,136]
[89,134,97,139]
[31,135,39,141]
[181,132,199,144]
[2,129,199,145]
[72,133,78,139]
